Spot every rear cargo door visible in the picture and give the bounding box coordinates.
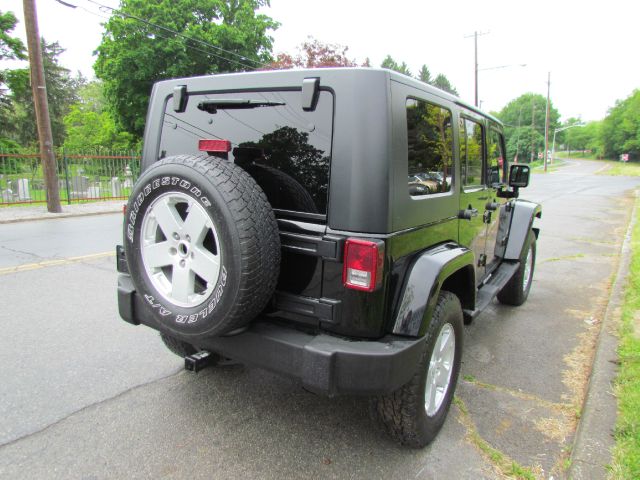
[158,88,335,302]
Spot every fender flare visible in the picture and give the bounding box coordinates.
[503,200,542,260]
[392,243,475,337]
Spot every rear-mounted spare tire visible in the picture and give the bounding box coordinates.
[124,153,280,339]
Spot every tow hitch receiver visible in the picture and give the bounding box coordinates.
[185,351,216,373]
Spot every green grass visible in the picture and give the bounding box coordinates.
[540,253,585,264]
[555,151,603,160]
[610,194,640,479]
[526,158,567,174]
[551,151,640,176]
[453,397,538,479]
[597,162,640,177]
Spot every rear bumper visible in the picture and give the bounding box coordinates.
[118,273,424,397]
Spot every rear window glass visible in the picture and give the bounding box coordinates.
[487,128,506,185]
[159,90,333,215]
[460,118,484,188]
[406,99,453,197]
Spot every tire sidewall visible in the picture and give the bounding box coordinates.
[521,233,536,299]
[415,293,464,441]
[125,159,243,338]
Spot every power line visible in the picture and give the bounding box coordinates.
[52,0,112,22]
[81,0,268,71]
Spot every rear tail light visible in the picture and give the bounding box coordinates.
[343,239,384,292]
[198,139,231,153]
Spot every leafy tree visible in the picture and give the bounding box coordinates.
[496,93,560,162]
[600,90,640,160]
[0,10,25,61]
[432,73,458,96]
[0,10,26,141]
[383,58,459,96]
[94,0,278,137]
[380,55,411,76]
[5,40,84,147]
[268,37,360,69]
[63,81,137,152]
[557,118,601,156]
[418,65,431,84]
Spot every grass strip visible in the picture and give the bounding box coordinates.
[453,397,539,480]
[610,194,640,478]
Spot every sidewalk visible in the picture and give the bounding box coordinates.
[0,200,125,224]
[568,192,636,479]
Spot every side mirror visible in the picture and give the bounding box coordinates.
[509,164,530,188]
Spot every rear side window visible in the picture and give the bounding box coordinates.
[159,90,333,215]
[459,118,484,188]
[406,99,453,197]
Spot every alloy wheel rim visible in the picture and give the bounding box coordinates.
[523,247,533,293]
[424,323,456,417]
[140,192,221,308]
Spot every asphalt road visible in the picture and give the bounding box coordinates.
[0,160,638,479]
[0,214,123,267]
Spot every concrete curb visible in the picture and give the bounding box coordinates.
[568,191,637,479]
[0,202,124,224]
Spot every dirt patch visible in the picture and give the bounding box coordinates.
[534,416,573,443]
[562,295,610,406]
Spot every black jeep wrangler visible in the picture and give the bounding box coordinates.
[117,68,540,447]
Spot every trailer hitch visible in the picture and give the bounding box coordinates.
[184,351,217,373]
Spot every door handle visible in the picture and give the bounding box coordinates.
[458,207,479,220]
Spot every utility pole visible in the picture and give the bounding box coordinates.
[23,0,61,213]
[474,31,478,107]
[530,103,536,163]
[464,31,489,107]
[544,72,551,173]
[514,106,523,163]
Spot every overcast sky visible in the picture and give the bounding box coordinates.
[4,0,638,121]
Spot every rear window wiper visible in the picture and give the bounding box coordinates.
[197,99,285,114]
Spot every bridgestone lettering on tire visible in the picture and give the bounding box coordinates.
[370,290,463,448]
[125,154,280,339]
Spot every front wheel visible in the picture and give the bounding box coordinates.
[370,291,463,447]
[497,231,536,306]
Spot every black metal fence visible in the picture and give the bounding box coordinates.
[0,150,140,205]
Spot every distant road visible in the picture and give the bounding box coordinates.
[0,213,122,268]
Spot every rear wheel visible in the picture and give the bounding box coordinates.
[160,332,196,357]
[370,291,463,447]
[497,231,536,306]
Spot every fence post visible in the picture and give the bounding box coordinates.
[63,148,71,205]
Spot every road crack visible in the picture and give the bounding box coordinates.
[0,367,183,450]
[0,245,45,260]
